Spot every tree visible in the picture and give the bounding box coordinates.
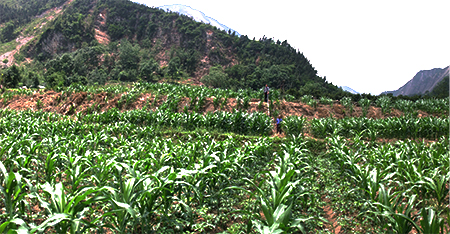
[298,81,327,98]
[429,75,449,98]
[32,72,40,88]
[45,71,65,90]
[201,65,230,89]
[0,21,16,42]
[118,39,140,71]
[167,56,181,79]
[139,58,160,82]
[1,65,20,88]
[87,68,107,85]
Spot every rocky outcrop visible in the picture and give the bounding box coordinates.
[383,66,449,96]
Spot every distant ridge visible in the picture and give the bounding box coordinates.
[382,66,449,96]
[340,86,359,94]
[158,4,240,36]
[0,0,347,99]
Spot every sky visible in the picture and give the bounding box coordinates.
[132,0,449,95]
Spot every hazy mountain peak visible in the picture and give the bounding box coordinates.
[340,86,359,94]
[382,66,449,96]
[158,4,240,36]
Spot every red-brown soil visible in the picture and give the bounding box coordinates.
[0,90,434,121]
[322,196,342,234]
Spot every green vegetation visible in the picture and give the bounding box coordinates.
[0,0,449,231]
[428,75,449,98]
[0,94,448,233]
[0,39,18,55]
[0,0,67,42]
[1,0,447,101]
[0,0,350,99]
[0,83,447,233]
[309,116,448,140]
[326,135,448,233]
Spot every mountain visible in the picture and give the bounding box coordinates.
[340,86,359,94]
[157,4,240,36]
[382,66,449,96]
[0,0,347,99]
[428,75,449,98]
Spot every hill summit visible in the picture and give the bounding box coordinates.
[0,0,346,99]
[382,66,449,96]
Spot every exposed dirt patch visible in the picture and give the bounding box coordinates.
[0,36,34,67]
[95,29,110,45]
[155,50,169,67]
[94,9,110,45]
[0,90,428,123]
[322,196,342,234]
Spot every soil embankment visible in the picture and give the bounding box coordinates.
[0,90,433,120]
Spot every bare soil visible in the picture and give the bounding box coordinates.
[322,196,342,234]
[0,90,435,122]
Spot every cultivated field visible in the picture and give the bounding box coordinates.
[0,82,448,233]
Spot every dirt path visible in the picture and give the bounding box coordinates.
[322,196,342,234]
[0,36,34,67]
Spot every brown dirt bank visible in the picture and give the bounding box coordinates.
[0,90,435,120]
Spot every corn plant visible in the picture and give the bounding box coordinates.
[310,116,449,140]
[301,95,312,104]
[0,217,29,233]
[0,162,28,220]
[281,115,307,137]
[117,91,140,109]
[308,99,318,109]
[376,95,392,114]
[257,99,264,111]
[358,98,371,117]
[419,207,445,234]
[36,99,43,109]
[420,169,449,209]
[151,92,159,107]
[284,94,295,102]
[242,96,250,110]
[221,95,228,109]
[228,143,313,233]
[413,98,449,115]
[0,87,448,233]
[371,193,420,234]
[393,99,414,113]
[103,174,142,233]
[212,96,221,109]
[35,182,106,234]
[319,96,333,106]
[340,96,353,115]
[310,118,342,138]
[236,96,242,110]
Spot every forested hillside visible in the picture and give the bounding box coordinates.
[0,0,67,42]
[428,75,449,98]
[2,0,358,99]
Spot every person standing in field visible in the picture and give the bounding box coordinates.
[264,84,269,102]
[276,114,282,134]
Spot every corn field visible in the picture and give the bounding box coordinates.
[0,83,449,233]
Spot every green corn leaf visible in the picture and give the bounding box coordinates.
[30,213,70,233]
[110,199,137,217]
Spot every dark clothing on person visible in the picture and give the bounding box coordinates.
[264,86,269,102]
